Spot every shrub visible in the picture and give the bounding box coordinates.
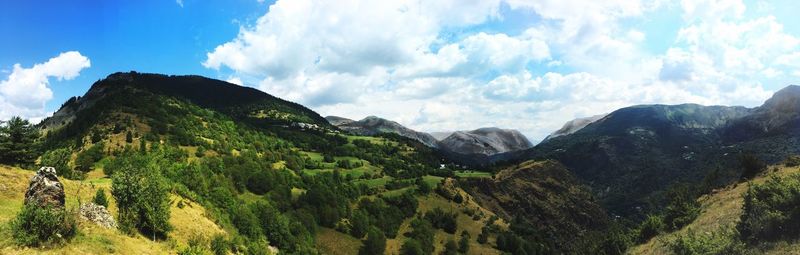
[10,204,77,246]
[424,208,458,234]
[458,230,470,253]
[210,234,229,255]
[663,184,701,231]
[94,188,109,207]
[739,173,800,242]
[669,228,747,255]
[636,214,664,243]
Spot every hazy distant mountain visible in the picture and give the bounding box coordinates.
[543,114,606,142]
[439,127,532,155]
[429,131,454,141]
[325,115,440,148]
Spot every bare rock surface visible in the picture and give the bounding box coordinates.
[24,166,66,209]
[80,202,118,229]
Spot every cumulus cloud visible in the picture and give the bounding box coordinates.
[204,0,797,141]
[0,51,90,120]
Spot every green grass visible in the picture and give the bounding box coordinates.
[355,176,392,188]
[238,191,263,203]
[423,175,444,187]
[299,151,324,161]
[455,171,492,178]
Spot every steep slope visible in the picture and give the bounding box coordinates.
[439,127,532,155]
[516,103,752,216]
[462,160,610,254]
[542,114,606,142]
[631,162,800,255]
[327,115,440,148]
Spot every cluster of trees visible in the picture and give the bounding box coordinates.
[107,151,172,239]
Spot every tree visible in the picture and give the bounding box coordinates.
[110,153,172,238]
[739,153,766,181]
[401,239,424,255]
[350,210,370,238]
[125,131,133,143]
[416,177,431,195]
[359,227,386,255]
[76,142,104,172]
[0,116,39,167]
[94,188,109,207]
[40,148,74,179]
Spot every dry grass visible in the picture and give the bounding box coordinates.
[0,164,226,254]
[630,165,800,255]
[315,227,362,255]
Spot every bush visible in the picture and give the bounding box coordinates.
[424,208,457,234]
[636,214,664,243]
[663,184,701,231]
[210,234,229,255]
[458,230,470,253]
[669,228,747,255]
[10,204,77,246]
[739,173,800,242]
[94,188,109,207]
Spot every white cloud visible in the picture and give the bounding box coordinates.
[204,0,797,141]
[176,0,184,8]
[0,51,90,121]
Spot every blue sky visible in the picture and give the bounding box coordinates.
[1,0,799,141]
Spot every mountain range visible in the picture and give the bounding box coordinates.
[5,71,800,254]
[325,116,533,156]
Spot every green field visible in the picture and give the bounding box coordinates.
[455,171,492,178]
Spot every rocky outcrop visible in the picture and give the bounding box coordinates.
[24,167,66,209]
[80,203,117,229]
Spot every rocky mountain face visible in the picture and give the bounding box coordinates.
[325,116,440,148]
[462,160,610,254]
[543,114,606,142]
[438,127,532,155]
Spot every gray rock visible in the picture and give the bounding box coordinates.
[24,167,66,209]
[80,203,117,229]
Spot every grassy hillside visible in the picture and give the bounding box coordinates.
[0,165,224,254]
[631,161,800,254]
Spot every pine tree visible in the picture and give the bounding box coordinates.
[359,227,386,255]
[0,116,39,167]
